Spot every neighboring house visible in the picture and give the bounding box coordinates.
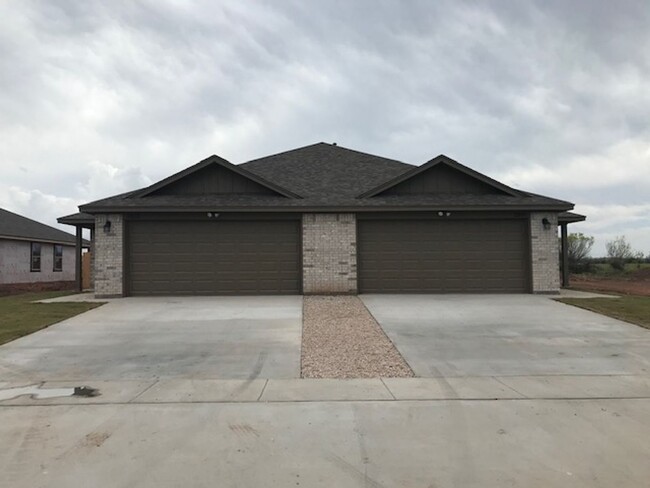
[59,143,585,298]
[0,208,82,292]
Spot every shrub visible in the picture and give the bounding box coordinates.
[606,236,636,271]
[566,233,594,274]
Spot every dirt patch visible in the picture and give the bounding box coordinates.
[632,268,650,280]
[570,274,650,297]
[83,431,111,448]
[301,296,414,378]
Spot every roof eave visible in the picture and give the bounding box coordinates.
[558,212,587,224]
[80,203,574,213]
[57,215,96,226]
[0,234,80,246]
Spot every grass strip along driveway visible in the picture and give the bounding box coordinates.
[558,296,650,331]
[0,292,103,345]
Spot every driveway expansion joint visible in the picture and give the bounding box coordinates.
[4,376,650,405]
[128,380,160,403]
[492,376,528,398]
[379,377,397,400]
[256,379,269,402]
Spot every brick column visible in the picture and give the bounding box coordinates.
[94,214,124,298]
[302,213,357,294]
[530,212,560,293]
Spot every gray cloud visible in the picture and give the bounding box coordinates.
[1,0,649,255]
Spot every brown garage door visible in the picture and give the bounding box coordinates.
[358,218,530,293]
[127,219,301,295]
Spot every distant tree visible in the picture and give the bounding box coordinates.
[606,236,634,270]
[566,233,594,273]
[633,251,645,268]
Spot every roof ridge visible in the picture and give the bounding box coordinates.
[241,142,329,165]
[322,143,413,167]
[241,141,412,168]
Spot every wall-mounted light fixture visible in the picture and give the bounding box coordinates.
[206,212,220,219]
[103,220,112,234]
[542,217,551,230]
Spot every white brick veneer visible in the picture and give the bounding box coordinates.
[530,212,560,293]
[94,214,124,297]
[302,213,357,294]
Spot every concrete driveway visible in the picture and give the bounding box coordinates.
[2,398,649,487]
[0,296,302,381]
[2,293,650,486]
[361,294,650,377]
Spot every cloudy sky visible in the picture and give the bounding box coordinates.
[1,0,649,256]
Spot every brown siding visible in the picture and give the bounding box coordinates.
[126,219,300,295]
[358,217,529,293]
[381,164,508,195]
[152,164,278,196]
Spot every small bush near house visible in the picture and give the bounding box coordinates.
[566,233,594,274]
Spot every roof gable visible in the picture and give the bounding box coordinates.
[358,155,521,198]
[76,146,574,213]
[135,155,301,199]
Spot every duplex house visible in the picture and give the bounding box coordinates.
[59,143,585,297]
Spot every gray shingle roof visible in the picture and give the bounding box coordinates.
[76,192,570,211]
[558,211,586,223]
[242,142,412,197]
[78,143,574,213]
[58,212,95,225]
[0,208,78,245]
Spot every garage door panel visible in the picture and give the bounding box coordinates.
[359,219,529,293]
[127,220,300,295]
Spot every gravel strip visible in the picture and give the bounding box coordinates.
[301,296,414,378]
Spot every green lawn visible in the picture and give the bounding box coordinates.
[0,291,103,345]
[558,296,650,331]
